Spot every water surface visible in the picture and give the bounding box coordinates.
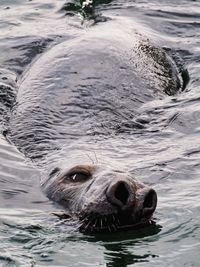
[0,0,200,266]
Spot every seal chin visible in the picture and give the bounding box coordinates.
[78,210,155,233]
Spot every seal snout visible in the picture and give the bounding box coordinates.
[106,180,135,210]
[106,179,157,219]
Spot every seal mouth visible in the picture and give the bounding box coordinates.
[78,187,157,233]
[79,211,155,233]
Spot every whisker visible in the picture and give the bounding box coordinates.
[100,218,103,229]
[111,223,117,232]
[117,217,121,226]
[85,153,95,164]
[93,151,98,164]
[84,219,92,231]
[93,218,98,228]
[103,216,107,227]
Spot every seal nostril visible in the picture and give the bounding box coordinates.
[144,190,153,208]
[114,182,129,206]
[143,189,157,216]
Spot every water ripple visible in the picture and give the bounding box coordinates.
[0,0,200,266]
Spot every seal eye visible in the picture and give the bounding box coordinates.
[63,166,93,183]
[65,170,91,183]
[69,172,90,182]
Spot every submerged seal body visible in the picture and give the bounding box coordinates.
[3,18,187,232]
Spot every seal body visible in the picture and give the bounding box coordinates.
[4,18,187,232]
[7,19,184,157]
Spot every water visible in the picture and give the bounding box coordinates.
[0,0,200,266]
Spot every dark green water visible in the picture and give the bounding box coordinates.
[0,0,200,266]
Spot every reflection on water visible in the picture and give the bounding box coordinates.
[0,0,200,266]
[87,225,161,267]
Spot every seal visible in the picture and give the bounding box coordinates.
[3,18,188,232]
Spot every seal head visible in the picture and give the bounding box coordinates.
[44,165,157,233]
